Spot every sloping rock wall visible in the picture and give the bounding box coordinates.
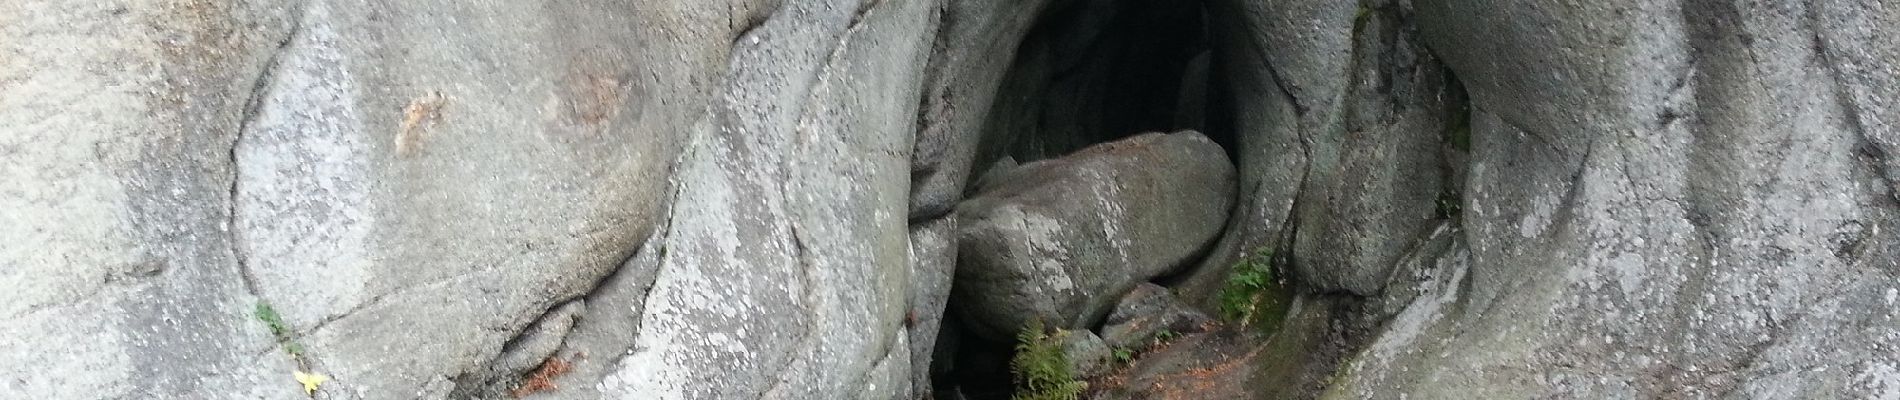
[5,0,1899,399]
[1325,1,1900,397]
[2,0,941,398]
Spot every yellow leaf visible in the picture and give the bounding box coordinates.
[293,370,328,396]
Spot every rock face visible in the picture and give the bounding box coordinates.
[953,131,1236,341]
[2,0,939,398]
[2,0,706,397]
[1170,0,1453,302]
[1186,0,1900,399]
[1058,330,1114,378]
[902,216,960,398]
[1099,283,1214,350]
[909,0,1210,220]
[907,0,1067,219]
[1324,1,1900,398]
[6,0,1900,398]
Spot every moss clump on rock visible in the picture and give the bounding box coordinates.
[252,302,305,357]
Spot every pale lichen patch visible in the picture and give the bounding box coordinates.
[394,90,447,156]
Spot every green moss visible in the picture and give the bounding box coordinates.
[1011,319,1088,400]
[1435,190,1463,220]
[253,302,304,357]
[1218,248,1295,336]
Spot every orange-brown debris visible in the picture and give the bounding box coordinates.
[511,355,574,398]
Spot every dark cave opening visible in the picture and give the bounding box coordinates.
[935,0,1222,398]
[969,0,1228,167]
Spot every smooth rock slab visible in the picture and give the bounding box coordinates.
[953,130,1236,341]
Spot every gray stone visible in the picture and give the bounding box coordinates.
[1093,295,1348,400]
[589,0,941,398]
[1099,283,1215,350]
[452,300,586,398]
[953,131,1236,341]
[1207,0,1357,118]
[1,0,943,398]
[1059,330,1113,378]
[0,1,304,397]
[1176,0,1453,301]
[1323,1,1900,398]
[910,0,1209,220]
[240,1,705,393]
[527,226,671,400]
[969,156,1020,195]
[2,0,706,397]
[904,216,959,399]
[11,0,1899,398]
[909,0,1068,219]
[1286,5,1454,296]
[1166,0,1362,308]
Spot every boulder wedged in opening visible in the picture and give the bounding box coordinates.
[951,130,1236,342]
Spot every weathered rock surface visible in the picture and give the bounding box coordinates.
[908,0,1068,219]
[3,0,708,397]
[1284,6,1454,296]
[1175,0,1454,302]
[953,131,1236,341]
[903,216,960,398]
[1145,1,1900,399]
[3,0,941,398]
[1099,283,1214,350]
[8,0,1900,398]
[1322,1,1900,398]
[909,0,1210,221]
[1059,329,1114,378]
[578,0,937,397]
[1092,295,1349,400]
[1162,0,1364,308]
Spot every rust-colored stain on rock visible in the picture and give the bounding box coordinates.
[395,91,447,156]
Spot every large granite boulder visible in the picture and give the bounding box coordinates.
[0,0,941,398]
[953,131,1236,341]
[1,0,708,397]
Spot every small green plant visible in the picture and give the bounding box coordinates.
[1218,248,1294,335]
[1218,249,1274,321]
[253,302,305,356]
[1010,319,1087,400]
[1112,347,1135,365]
[1154,328,1179,343]
[1435,190,1463,219]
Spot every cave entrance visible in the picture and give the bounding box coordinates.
[971,0,1225,166]
[937,0,1219,398]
